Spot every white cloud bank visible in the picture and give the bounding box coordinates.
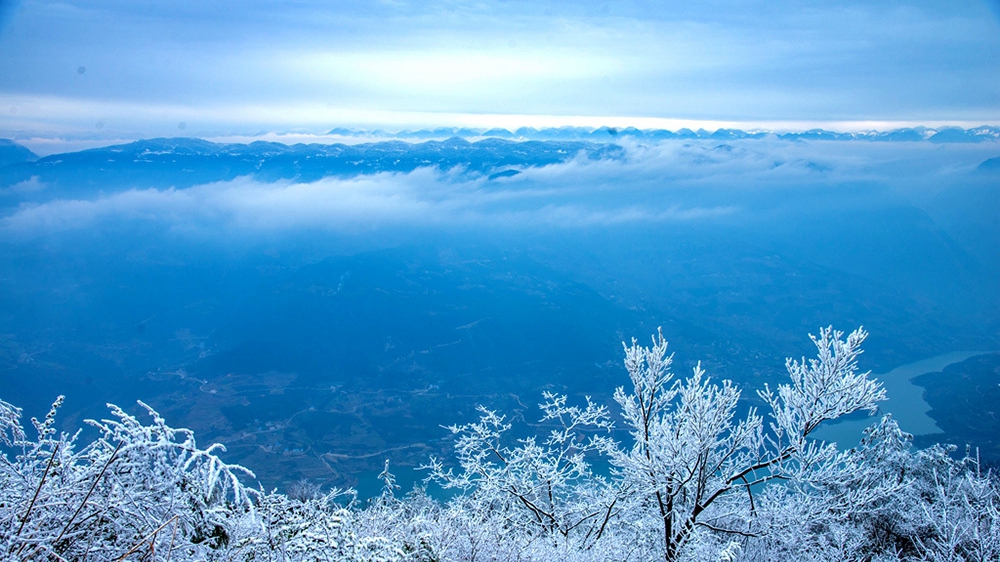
[2,139,995,240]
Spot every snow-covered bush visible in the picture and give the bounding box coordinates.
[0,398,403,561]
[0,397,263,560]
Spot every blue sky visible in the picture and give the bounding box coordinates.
[0,0,998,140]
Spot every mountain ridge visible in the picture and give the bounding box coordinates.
[329,125,1000,143]
[0,137,622,199]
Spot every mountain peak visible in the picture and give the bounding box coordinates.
[0,139,39,168]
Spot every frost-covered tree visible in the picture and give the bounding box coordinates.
[604,326,887,561]
[424,392,619,551]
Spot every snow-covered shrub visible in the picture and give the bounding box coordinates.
[0,397,257,560]
[0,399,401,561]
[234,488,405,562]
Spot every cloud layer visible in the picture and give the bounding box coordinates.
[3,139,996,241]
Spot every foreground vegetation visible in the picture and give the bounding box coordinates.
[2,328,997,561]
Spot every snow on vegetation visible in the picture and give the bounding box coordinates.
[1,328,997,561]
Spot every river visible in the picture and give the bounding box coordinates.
[811,350,990,447]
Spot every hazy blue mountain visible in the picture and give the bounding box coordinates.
[481,127,516,138]
[782,129,855,141]
[913,353,1000,463]
[929,126,999,143]
[0,138,621,204]
[0,139,37,168]
[324,125,1000,143]
[978,155,1000,172]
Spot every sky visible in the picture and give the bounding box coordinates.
[0,0,999,140]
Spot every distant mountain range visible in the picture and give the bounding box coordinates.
[0,137,622,200]
[1,126,997,201]
[328,125,1000,143]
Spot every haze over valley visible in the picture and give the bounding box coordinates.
[2,130,997,490]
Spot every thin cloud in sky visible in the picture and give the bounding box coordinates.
[0,0,998,137]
